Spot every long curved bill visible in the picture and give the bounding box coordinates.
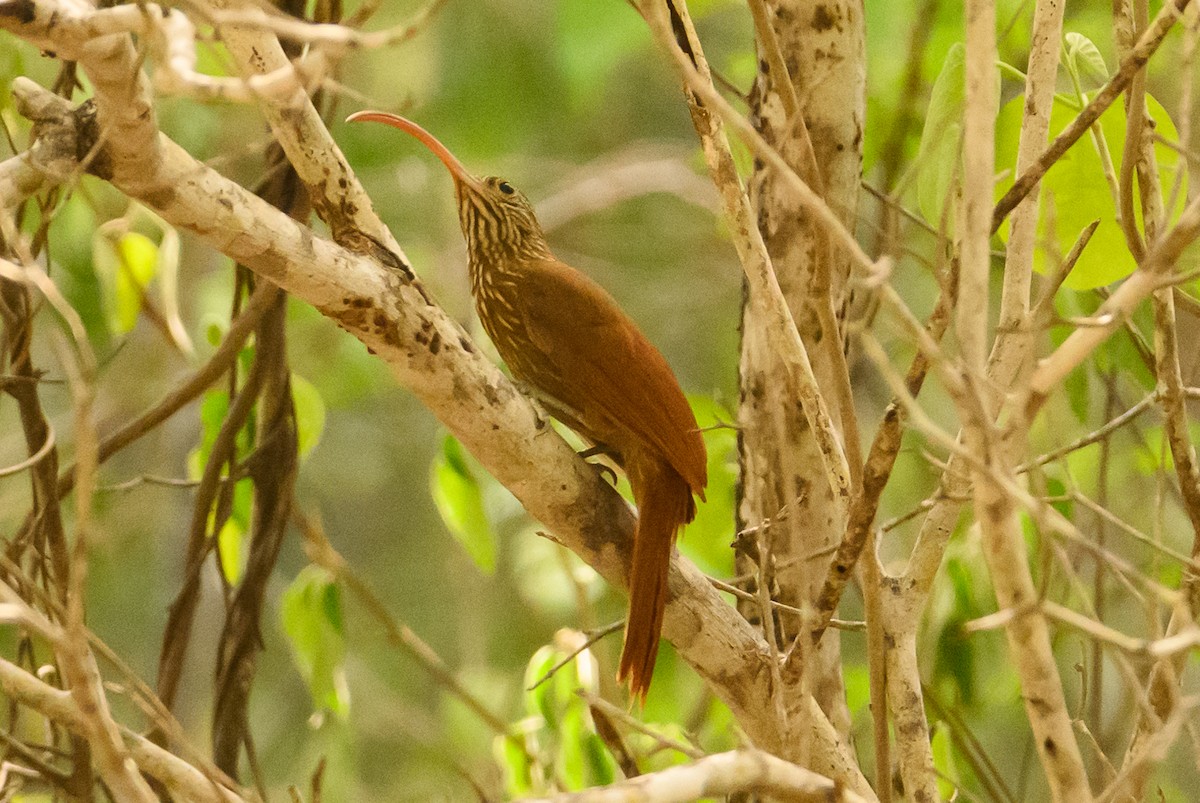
[346,111,484,194]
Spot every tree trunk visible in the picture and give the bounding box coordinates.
[739,0,865,736]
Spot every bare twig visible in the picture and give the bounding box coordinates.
[57,278,277,497]
[527,622,624,691]
[992,0,1192,232]
[296,512,535,763]
[0,654,244,802]
[1020,393,1156,471]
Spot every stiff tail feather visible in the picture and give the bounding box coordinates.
[617,458,696,701]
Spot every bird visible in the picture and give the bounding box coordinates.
[347,111,707,699]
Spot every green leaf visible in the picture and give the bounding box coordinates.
[556,1,648,109]
[517,636,617,790]
[558,704,589,789]
[92,230,159,335]
[843,664,871,717]
[1064,32,1108,92]
[430,434,496,573]
[1064,363,1090,423]
[916,43,966,229]
[995,91,1186,289]
[216,517,245,586]
[555,702,616,790]
[281,565,350,719]
[524,644,563,729]
[291,373,326,460]
[495,726,536,797]
[216,478,253,585]
[677,395,736,577]
[580,716,616,787]
[930,721,958,800]
[188,389,230,480]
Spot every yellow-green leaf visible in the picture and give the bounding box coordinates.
[280,565,350,719]
[430,434,496,573]
[1064,32,1108,92]
[216,516,245,586]
[995,91,1186,289]
[93,230,159,334]
[291,373,326,460]
[677,394,736,577]
[916,44,966,229]
[930,721,958,799]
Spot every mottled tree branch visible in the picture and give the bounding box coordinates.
[0,1,852,773]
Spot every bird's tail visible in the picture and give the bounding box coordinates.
[617,456,696,701]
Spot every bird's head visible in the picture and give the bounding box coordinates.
[347,111,549,263]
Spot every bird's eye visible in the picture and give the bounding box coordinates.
[497,181,515,195]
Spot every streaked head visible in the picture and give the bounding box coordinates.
[347,111,549,263]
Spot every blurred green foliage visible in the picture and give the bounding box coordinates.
[431,433,497,573]
[2,0,1199,799]
[995,83,1185,289]
[500,643,616,795]
[282,566,351,720]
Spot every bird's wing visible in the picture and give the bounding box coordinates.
[512,258,707,495]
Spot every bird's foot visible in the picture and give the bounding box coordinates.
[578,445,621,487]
[587,460,619,487]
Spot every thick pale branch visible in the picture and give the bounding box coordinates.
[520,749,872,803]
[882,612,938,802]
[637,0,852,507]
[205,0,399,250]
[971,462,1091,801]
[0,0,836,762]
[958,0,996,372]
[3,76,801,759]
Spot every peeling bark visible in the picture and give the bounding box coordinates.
[739,0,864,735]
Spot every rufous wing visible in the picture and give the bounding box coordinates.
[511,258,707,498]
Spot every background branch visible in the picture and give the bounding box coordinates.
[3,41,808,772]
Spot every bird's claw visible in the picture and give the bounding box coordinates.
[588,459,619,487]
[577,446,620,486]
